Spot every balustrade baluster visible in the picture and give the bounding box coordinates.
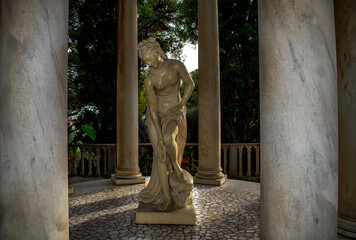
[223,146,228,174]
[255,146,260,177]
[87,147,93,176]
[95,147,101,176]
[238,146,244,177]
[229,145,238,178]
[103,147,108,176]
[70,143,260,180]
[80,147,85,176]
[246,146,252,177]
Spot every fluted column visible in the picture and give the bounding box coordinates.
[195,0,226,186]
[112,0,145,185]
[0,1,69,239]
[335,0,356,238]
[259,0,338,239]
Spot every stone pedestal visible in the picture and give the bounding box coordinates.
[195,0,225,186]
[136,197,196,225]
[112,0,144,185]
[0,1,69,239]
[335,0,356,238]
[259,0,338,239]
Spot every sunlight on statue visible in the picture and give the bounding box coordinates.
[138,37,195,211]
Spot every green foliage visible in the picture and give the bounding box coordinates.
[183,145,199,174]
[138,0,185,57]
[186,106,198,143]
[68,0,195,145]
[68,121,97,145]
[68,0,117,143]
[68,123,77,146]
[139,146,153,175]
[184,69,198,108]
[179,0,260,143]
[68,0,260,149]
[177,0,198,44]
[219,0,259,143]
[181,69,198,143]
[81,124,97,141]
[138,72,148,116]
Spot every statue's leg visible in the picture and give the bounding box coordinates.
[163,122,179,167]
[138,108,161,202]
[157,121,179,210]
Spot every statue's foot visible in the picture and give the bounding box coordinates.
[158,197,171,211]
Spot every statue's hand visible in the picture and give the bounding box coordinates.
[175,101,184,114]
[176,101,184,110]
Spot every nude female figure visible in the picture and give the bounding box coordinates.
[138,38,195,211]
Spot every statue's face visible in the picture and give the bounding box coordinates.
[142,50,160,69]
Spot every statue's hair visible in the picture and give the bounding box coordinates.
[138,37,168,60]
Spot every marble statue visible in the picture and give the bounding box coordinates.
[138,38,195,211]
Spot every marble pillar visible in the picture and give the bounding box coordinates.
[195,0,226,186]
[335,0,356,238]
[112,0,145,185]
[0,1,69,239]
[259,0,338,239]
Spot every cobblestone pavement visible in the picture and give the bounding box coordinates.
[69,179,260,240]
[69,179,352,240]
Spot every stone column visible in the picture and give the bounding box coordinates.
[112,0,145,185]
[259,0,338,239]
[195,0,226,186]
[0,1,69,239]
[335,0,356,238]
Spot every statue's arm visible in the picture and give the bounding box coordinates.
[144,76,163,141]
[177,61,195,107]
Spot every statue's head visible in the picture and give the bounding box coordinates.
[138,37,168,68]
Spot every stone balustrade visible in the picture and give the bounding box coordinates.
[222,143,260,180]
[70,143,260,181]
[71,144,117,177]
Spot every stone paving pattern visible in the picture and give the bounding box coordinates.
[69,179,352,240]
[69,180,260,240]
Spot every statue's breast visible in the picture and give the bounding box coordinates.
[152,68,178,92]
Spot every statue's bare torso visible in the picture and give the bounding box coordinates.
[146,59,182,116]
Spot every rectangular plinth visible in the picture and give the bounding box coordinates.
[111,174,146,185]
[194,175,227,186]
[136,202,196,225]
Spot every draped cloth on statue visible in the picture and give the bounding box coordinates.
[138,106,194,208]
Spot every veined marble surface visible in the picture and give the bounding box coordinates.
[259,0,338,239]
[0,1,69,239]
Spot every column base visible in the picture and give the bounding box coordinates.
[194,175,227,186]
[338,215,356,238]
[114,168,143,179]
[111,174,146,185]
